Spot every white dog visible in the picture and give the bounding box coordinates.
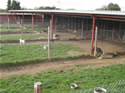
[43,45,48,50]
[19,39,25,44]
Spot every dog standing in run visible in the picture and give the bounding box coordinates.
[19,39,25,44]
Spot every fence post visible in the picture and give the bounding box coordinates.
[48,26,51,60]
[94,26,98,56]
[8,15,10,31]
[34,82,42,93]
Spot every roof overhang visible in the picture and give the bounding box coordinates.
[9,10,125,19]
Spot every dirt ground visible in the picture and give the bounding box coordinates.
[0,39,125,79]
[0,55,125,79]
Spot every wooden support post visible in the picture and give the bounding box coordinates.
[119,22,121,38]
[94,26,98,56]
[51,14,54,39]
[48,26,51,60]
[101,20,103,39]
[74,17,76,35]
[41,14,44,27]
[68,16,70,30]
[8,15,10,31]
[50,20,52,39]
[106,22,108,38]
[32,13,34,32]
[90,17,95,56]
[103,21,106,38]
[72,17,73,32]
[34,82,42,93]
[22,13,24,29]
[21,19,24,39]
[86,18,88,31]
[81,20,84,38]
[112,23,114,40]
[11,13,18,24]
[15,13,18,24]
[70,17,72,32]
[42,14,44,22]
[74,17,75,32]
[54,17,57,33]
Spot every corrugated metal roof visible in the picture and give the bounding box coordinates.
[9,10,125,16]
[0,13,38,15]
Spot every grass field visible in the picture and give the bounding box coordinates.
[0,64,125,93]
[0,28,47,33]
[0,34,47,42]
[0,44,84,66]
[1,24,21,28]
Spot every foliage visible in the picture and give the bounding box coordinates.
[96,5,108,10]
[96,2,121,11]
[0,44,84,66]
[0,64,125,93]
[7,0,11,11]
[108,3,121,11]
[37,6,56,10]
[11,0,21,10]
[7,0,21,11]
[0,9,7,13]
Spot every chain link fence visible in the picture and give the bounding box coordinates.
[73,80,125,93]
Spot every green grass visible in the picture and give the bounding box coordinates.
[22,28,47,32]
[0,64,125,93]
[1,24,20,28]
[0,28,47,33]
[0,29,20,32]
[0,34,47,42]
[74,64,89,67]
[0,44,84,66]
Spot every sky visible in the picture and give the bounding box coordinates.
[0,0,125,11]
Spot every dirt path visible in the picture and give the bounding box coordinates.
[1,40,125,79]
[1,55,125,79]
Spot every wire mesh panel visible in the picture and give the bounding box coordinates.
[73,80,125,93]
[1,14,125,42]
[0,14,49,43]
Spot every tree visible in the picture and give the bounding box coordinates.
[0,9,7,13]
[7,0,11,11]
[11,0,21,10]
[11,0,16,10]
[16,1,21,9]
[108,3,121,11]
[38,6,56,10]
[7,0,21,11]
[96,5,108,10]
[96,3,121,11]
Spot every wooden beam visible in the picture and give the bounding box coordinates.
[112,23,114,40]
[90,17,96,56]
[81,19,84,38]
[32,13,34,32]
[7,15,10,31]
[48,26,51,60]
[94,26,98,56]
